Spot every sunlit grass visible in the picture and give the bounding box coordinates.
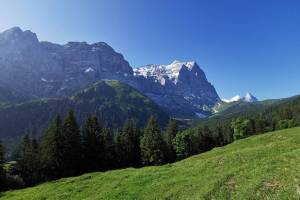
[2,127,300,199]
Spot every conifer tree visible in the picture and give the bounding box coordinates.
[165,118,178,162]
[140,116,166,165]
[82,116,102,172]
[100,127,115,170]
[15,134,40,186]
[61,110,82,176]
[40,115,64,180]
[116,119,141,168]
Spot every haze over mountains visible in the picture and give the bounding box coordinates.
[0,27,223,119]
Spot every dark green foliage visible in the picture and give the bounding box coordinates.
[173,126,225,158]
[173,131,193,158]
[0,112,174,192]
[276,119,296,130]
[166,118,178,145]
[231,118,250,141]
[115,119,142,168]
[15,134,40,186]
[165,118,178,162]
[82,116,102,172]
[61,110,82,176]
[100,128,115,170]
[40,115,64,180]
[140,117,167,165]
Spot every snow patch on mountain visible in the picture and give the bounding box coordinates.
[133,60,198,85]
[222,92,258,103]
[243,92,258,102]
[84,67,95,73]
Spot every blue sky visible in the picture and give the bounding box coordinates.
[1,0,300,100]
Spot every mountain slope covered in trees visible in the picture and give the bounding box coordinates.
[2,127,300,200]
[197,95,300,128]
[0,80,169,138]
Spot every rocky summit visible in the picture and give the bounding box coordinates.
[0,27,133,98]
[0,27,220,118]
[133,60,220,118]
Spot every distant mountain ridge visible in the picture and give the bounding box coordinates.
[222,92,258,103]
[0,27,220,118]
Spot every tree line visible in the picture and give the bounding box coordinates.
[0,111,183,190]
[174,96,300,160]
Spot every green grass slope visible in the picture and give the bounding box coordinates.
[2,127,300,200]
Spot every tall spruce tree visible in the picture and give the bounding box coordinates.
[82,116,102,172]
[15,134,40,186]
[140,116,166,166]
[62,110,82,176]
[115,119,141,168]
[40,115,64,180]
[165,118,178,162]
[100,128,115,170]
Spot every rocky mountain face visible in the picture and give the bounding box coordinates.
[0,27,133,98]
[0,27,220,118]
[133,61,220,118]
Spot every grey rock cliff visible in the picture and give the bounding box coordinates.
[0,27,220,118]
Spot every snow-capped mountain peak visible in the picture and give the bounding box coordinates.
[222,93,258,103]
[133,60,202,84]
[221,95,241,103]
[243,92,258,102]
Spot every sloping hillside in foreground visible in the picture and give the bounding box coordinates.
[2,127,300,200]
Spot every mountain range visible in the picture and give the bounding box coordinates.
[0,27,220,119]
[0,26,263,139]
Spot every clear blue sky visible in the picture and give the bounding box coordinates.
[1,0,300,100]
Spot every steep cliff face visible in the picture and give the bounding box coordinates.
[0,27,220,118]
[0,27,133,98]
[133,60,220,118]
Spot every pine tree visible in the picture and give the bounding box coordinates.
[115,119,141,168]
[165,118,178,162]
[40,115,64,180]
[15,134,40,186]
[214,126,225,146]
[61,110,82,176]
[140,116,166,166]
[100,127,115,170]
[82,116,102,172]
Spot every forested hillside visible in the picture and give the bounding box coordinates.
[0,80,169,138]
